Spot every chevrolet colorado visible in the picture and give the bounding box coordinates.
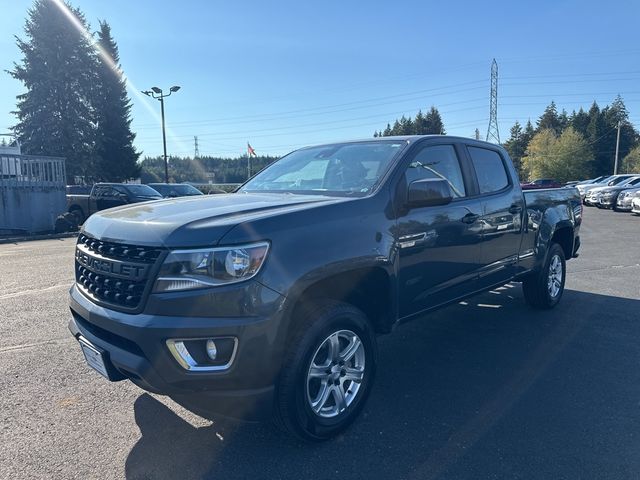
[69,136,582,440]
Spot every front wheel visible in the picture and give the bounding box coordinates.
[522,242,566,309]
[274,301,377,441]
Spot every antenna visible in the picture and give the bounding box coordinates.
[486,59,500,143]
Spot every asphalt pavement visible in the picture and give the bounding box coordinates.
[1,207,639,480]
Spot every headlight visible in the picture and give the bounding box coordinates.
[153,241,270,292]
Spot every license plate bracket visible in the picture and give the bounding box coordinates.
[78,336,119,380]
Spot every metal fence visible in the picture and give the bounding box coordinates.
[0,154,67,234]
[0,154,66,188]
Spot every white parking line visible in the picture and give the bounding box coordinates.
[0,283,72,301]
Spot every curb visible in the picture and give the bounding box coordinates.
[0,231,78,245]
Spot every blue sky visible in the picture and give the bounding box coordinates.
[1,0,640,159]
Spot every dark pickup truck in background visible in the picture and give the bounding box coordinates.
[68,136,582,441]
[66,183,162,223]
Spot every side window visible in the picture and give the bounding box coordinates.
[92,186,107,197]
[467,146,510,194]
[112,186,128,197]
[406,145,466,198]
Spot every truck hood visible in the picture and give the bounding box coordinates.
[82,192,348,248]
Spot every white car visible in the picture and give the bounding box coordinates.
[632,196,640,215]
[583,175,640,206]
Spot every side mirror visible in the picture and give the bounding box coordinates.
[407,178,453,208]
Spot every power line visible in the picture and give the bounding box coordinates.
[132,80,489,129]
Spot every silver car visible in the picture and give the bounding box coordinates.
[583,175,639,206]
[615,187,640,211]
[579,174,636,204]
[632,196,640,215]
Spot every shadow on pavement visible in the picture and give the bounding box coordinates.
[125,286,640,480]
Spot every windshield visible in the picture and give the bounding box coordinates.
[240,141,404,196]
[609,176,633,186]
[124,184,162,197]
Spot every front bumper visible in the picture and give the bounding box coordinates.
[598,196,616,208]
[616,200,633,211]
[68,281,287,420]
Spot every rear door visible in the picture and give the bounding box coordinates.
[465,145,524,289]
[396,141,483,318]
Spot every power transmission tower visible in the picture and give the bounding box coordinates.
[486,59,500,143]
[194,136,200,159]
[475,128,480,140]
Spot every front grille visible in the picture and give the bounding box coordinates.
[75,234,164,310]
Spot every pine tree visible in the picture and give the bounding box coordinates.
[9,0,99,181]
[504,121,526,177]
[569,108,590,137]
[94,21,140,181]
[424,106,445,134]
[414,110,426,134]
[537,101,562,134]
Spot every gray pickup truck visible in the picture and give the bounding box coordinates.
[69,136,582,440]
[67,183,162,223]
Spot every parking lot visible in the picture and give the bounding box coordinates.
[1,207,639,480]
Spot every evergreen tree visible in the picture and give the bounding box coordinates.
[601,96,638,173]
[537,101,562,134]
[424,106,445,134]
[569,108,590,137]
[503,121,526,177]
[9,0,99,181]
[94,21,140,181]
[389,119,400,135]
[522,120,535,145]
[414,110,426,134]
[383,123,392,136]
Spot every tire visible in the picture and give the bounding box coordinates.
[70,207,85,225]
[522,242,566,309]
[274,300,377,441]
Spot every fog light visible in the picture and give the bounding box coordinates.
[205,339,217,360]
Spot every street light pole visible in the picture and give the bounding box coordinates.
[159,96,168,183]
[613,121,621,175]
[142,86,181,183]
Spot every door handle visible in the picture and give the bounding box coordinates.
[509,204,523,214]
[461,213,479,224]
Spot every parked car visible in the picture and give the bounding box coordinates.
[615,187,640,212]
[66,185,92,195]
[577,176,608,186]
[68,136,582,441]
[520,178,563,190]
[631,195,640,215]
[596,176,640,209]
[67,183,163,223]
[148,183,204,198]
[582,174,638,205]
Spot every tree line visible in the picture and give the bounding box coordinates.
[9,0,139,183]
[140,155,278,184]
[373,106,445,136]
[504,96,640,182]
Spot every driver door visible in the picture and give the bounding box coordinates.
[396,143,483,318]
